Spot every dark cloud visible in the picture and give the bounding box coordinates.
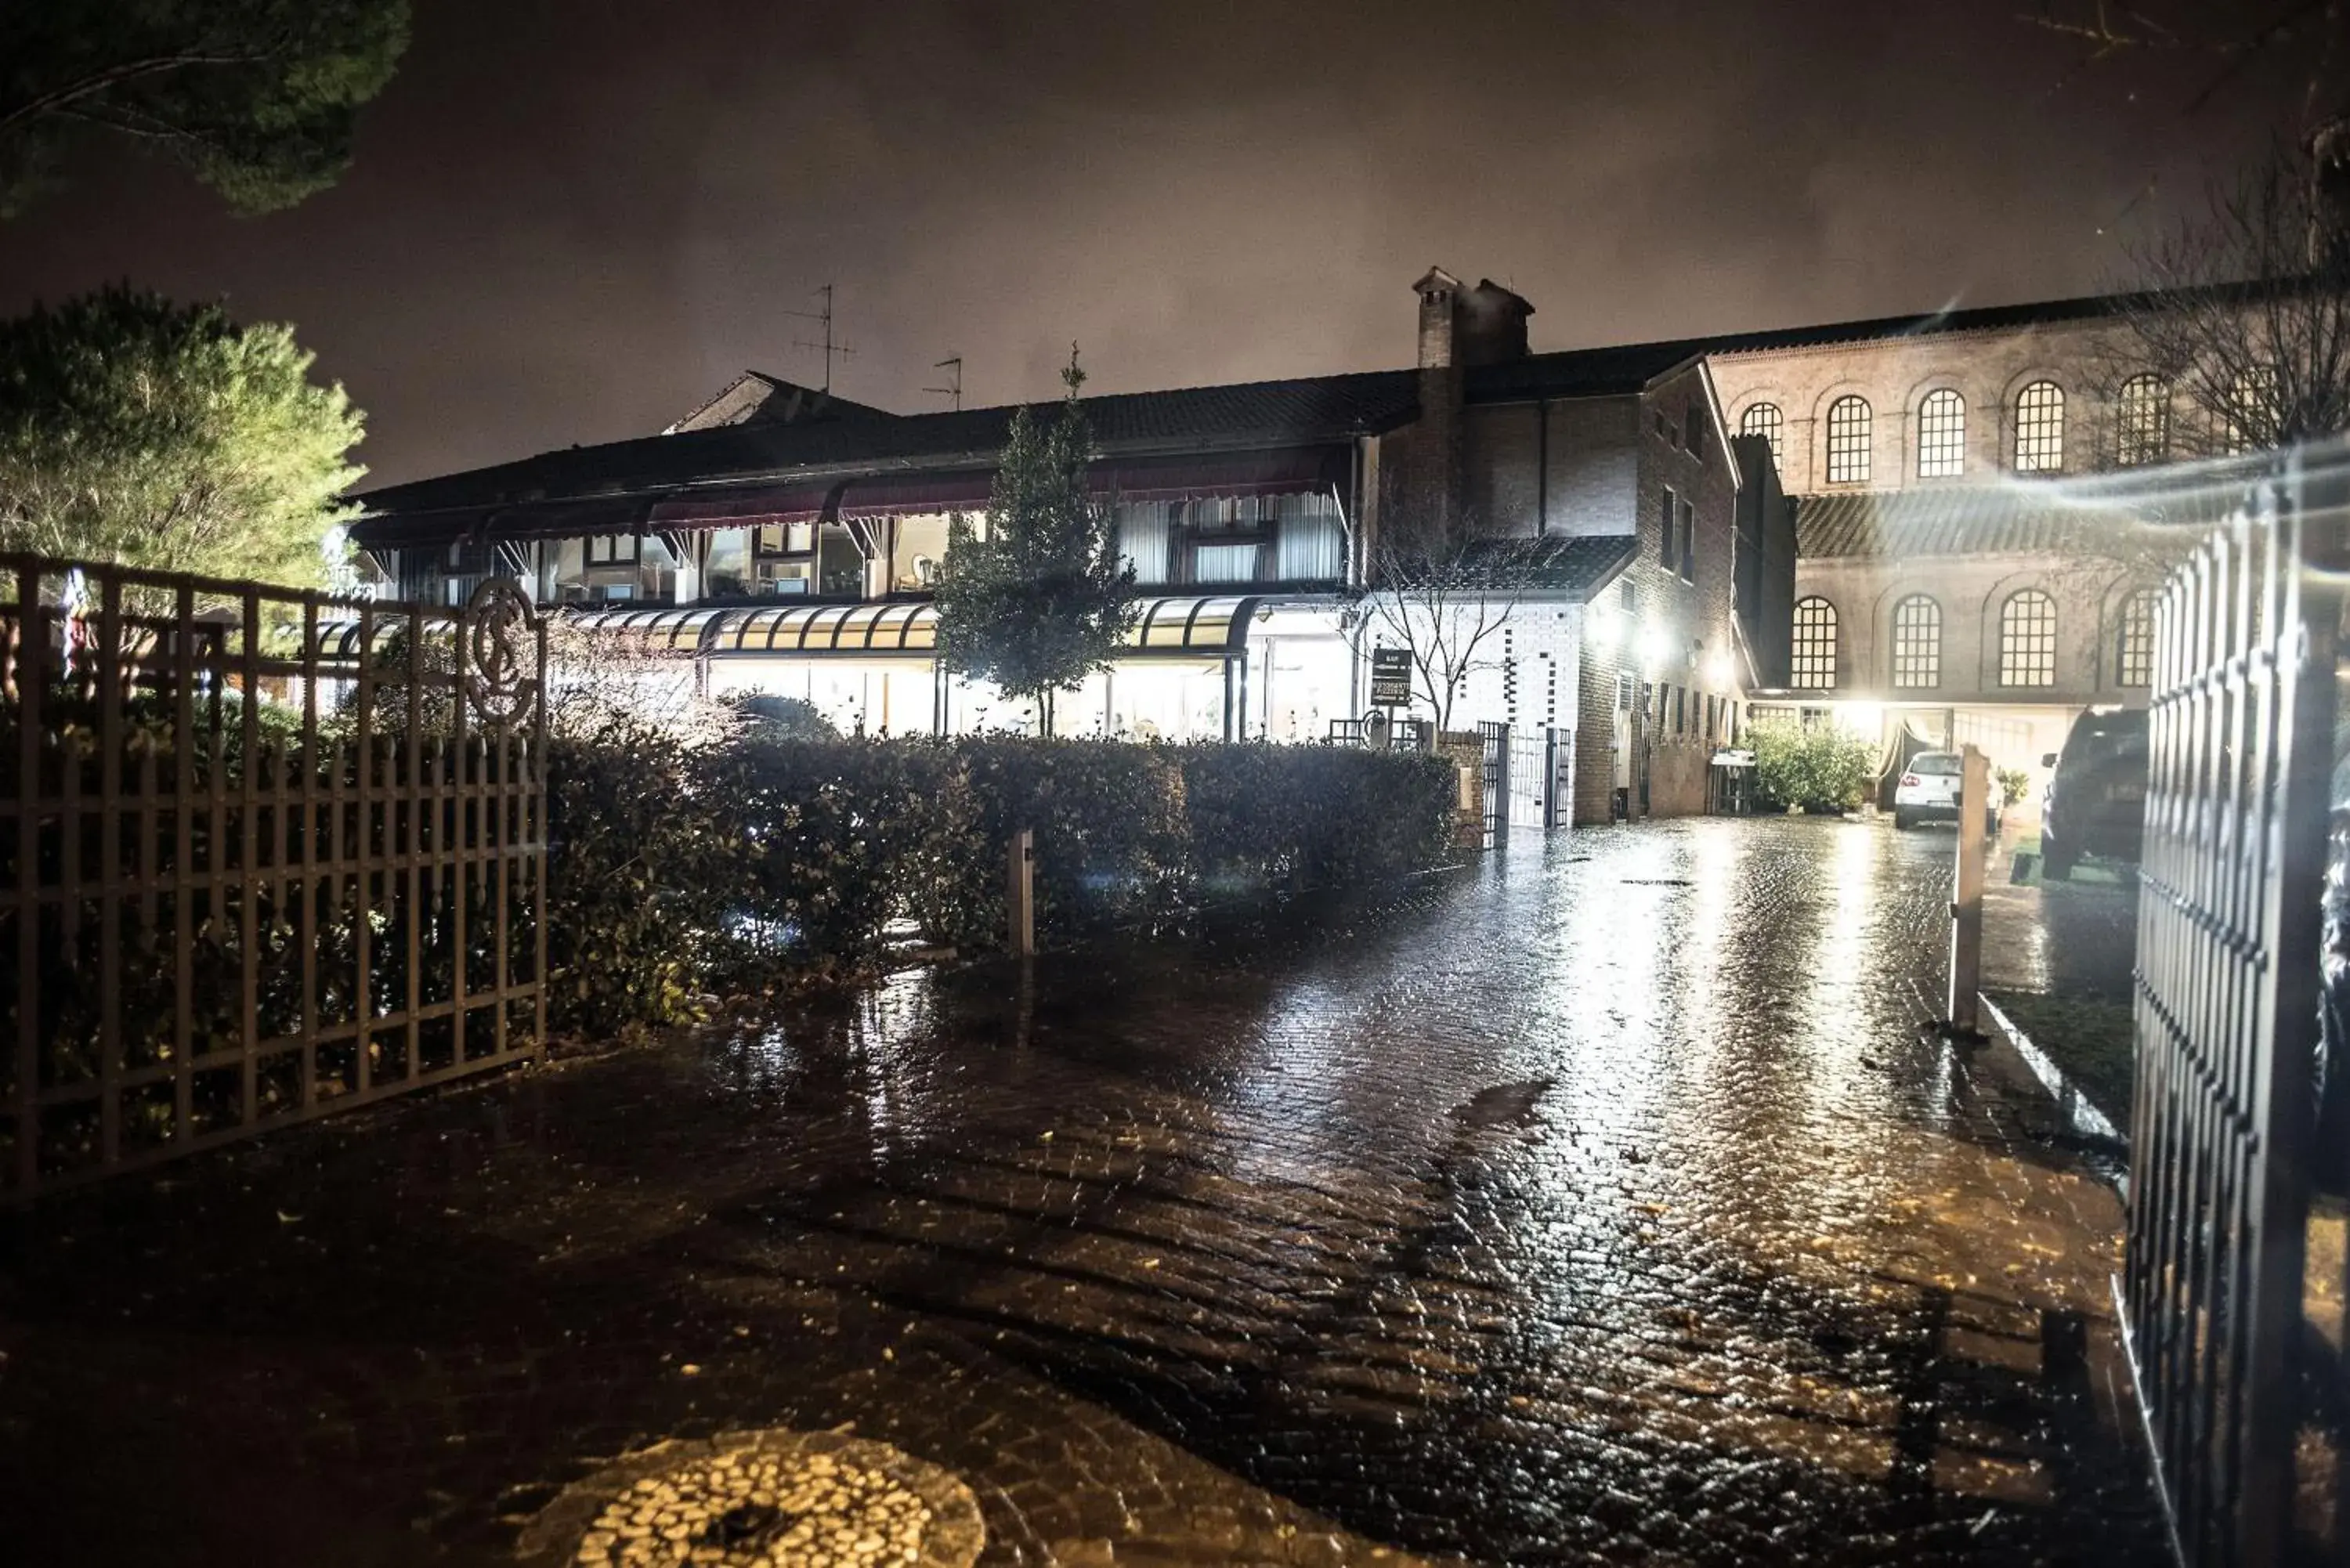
[0,0,2283,487]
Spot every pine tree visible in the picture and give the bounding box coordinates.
[0,285,366,587]
[934,349,1137,736]
[1,0,411,217]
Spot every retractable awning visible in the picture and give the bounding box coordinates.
[568,605,736,654]
[316,594,1269,665]
[692,594,1262,659]
[705,600,938,656]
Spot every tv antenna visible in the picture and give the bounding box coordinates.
[925,355,963,411]
[784,284,855,393]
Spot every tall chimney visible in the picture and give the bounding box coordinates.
[1392,268,1468,549]
[1415,267,1461,367]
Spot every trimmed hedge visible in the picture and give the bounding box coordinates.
[544,731,1455,1035]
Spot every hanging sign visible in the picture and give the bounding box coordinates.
[1369,646,1412,707]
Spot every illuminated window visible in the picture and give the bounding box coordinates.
[1998,590,2058,687]
[1917,389,1965,478]
[2014,381,2065,471]
[1890,594,1942,688]
[1740,403,1784,469]
[1791,596,1838,688]
[2225,366,2280,455]
[2117,374,2171,465]
[2117,588,2159,688]
[1826,396,1871,484]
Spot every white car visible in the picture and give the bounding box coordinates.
[1893,750,1997,832]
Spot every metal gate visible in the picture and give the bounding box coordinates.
[1477,721,1507,851]
[1506,725,1548,831]
[2,558,548,1200]
[2123,463,2337,1566]
[1547,725,1575,830]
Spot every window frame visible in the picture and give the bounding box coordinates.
[1660,486,1676,568]
[2225,365,2280,455]
[1997,588,2059,688]
[1889,594,1943,689]
[1916,388,1965,479]
[2013,381,2066,473]
[1739,402,1784,471]
[586,533,642,566]
[1825,396,1872,485]
[2117,587,2160,688]
[1679,497,1695,583]
[753,521,817,558]
[1791,596,1839,689]
[2116,374,2171,466]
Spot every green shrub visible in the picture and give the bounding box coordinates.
[1750,715,1878,813]
[541,732,1457,1035]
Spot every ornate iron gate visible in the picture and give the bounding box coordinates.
[2124,464,2337,1566]
[2,559,548,1200]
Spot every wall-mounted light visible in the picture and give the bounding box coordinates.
[1640,628,1669,673]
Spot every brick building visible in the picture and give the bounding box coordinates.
[351,269,1795,826]
[1696,294,2226,807]
[352,273,2243,825]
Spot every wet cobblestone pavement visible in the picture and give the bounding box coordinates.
[0,819,2166,1566]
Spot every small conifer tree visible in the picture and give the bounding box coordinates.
[934,349,1137,735]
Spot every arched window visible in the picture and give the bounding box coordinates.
[1826,396,1871,484]
[1916,389,1965,478]
[1791,597,1838,688]
[2015,381,2066,471]
[2117,587,2160,688]
[2225,366,2280,455]
[1998,590,2058,687]
[1890,594,1942,688]
[1739,402,1784,470]
[2117,374,2171,466]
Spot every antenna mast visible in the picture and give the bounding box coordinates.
[784,284,856,393]
[925,355,964,411]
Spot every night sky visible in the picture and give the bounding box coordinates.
[0,1,2290,490]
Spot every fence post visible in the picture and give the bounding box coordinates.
[1007,827,1035,958]
[1945,743,1987,1035]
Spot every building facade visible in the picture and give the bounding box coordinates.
[358,274,2246,826]
[1697,294,2220,809]
[352,270,1796,826]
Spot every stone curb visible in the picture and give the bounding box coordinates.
[1978,991,2128,1160]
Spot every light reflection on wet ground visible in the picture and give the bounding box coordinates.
[0,819,2164,1565]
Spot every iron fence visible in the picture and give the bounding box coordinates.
[2,558,548,1200]
[2123,459,2338,1566]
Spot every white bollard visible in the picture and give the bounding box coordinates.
[1946,744,1987,1034]
[1007,827,1036,959]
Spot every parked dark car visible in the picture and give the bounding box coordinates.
[2040,706,2149,880]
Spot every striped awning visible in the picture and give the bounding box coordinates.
[692,594,1261,659]
[316,595,1267,665]
[567,605,736,653]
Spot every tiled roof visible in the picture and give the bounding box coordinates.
[356,370,1422,520]
[1796,488,2105,558]
[1432,534,1637,595]
[1462,341,1705,402]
